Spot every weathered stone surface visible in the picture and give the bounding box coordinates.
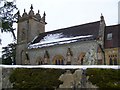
[0,68,2,90]
[16,9,46,65]
[28,41,99,65]
[59,69,98,89]
[59,70,74,88]
[2,68,13,89]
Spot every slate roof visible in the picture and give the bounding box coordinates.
[28,21,101,49]
[104,24,120,48]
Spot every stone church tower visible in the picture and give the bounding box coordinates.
[16,5,46,64]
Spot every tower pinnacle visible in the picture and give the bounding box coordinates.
[100,13,104,21]
[30,4,33,10]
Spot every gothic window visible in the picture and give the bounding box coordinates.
[114,57,117,65]
[107,33,112,40]
[55,60,57,65]
[113,55,117,65]
[55,59,64,65]
[58,60,60,65]
[53,55,65,65]
[109,57,113,65]
[36,57,43,65]
[61,59,64,65]
[109,55,118,65]
[38,61,43,65]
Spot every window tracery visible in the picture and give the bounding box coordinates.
[109,55,118,65]
[53,55,64,65]
[36,57,43,65]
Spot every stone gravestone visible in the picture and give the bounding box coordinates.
[59,70,74,88]
[73,69,82,88]
[59,69,83,89]
[2,68,13,89]
[58,69,98,89]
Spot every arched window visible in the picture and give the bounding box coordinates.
[53,55,65,65]
[36,57,43,65]
[114,57,117,65]
[58,60,61,65]
[61,59,64,65]
[55,59,58,65]
[113,55,117,65]
[38,61,43,65]
[109,56,113,65]
[109,55,118,65]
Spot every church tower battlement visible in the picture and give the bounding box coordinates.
[16,4,47,64]
[17,4,47,43]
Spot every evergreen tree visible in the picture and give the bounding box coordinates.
[9,68,64,89]
[0,0,18,40]
[0,0,18,64]
[2,43,16,65]
[86,68,120,88]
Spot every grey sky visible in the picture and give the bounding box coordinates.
[17,0,119,31]
[0,0,119,57]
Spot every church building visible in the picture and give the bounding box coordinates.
[16,5,120,65]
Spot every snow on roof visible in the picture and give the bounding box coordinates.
[28,33,93,49]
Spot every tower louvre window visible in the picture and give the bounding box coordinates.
[107,33,112,40]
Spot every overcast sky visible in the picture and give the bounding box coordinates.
[0,0,119,57]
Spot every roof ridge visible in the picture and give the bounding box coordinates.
[39,20,100,36]
[106,24,120,27]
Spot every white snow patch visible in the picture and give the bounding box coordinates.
[0,65,119,69]
[36,33,92,45]
[28,33,93,49]
[41,33,64,43]
[28,40,78,49]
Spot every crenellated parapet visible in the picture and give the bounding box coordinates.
[18,4,46,24]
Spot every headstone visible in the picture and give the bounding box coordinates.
[59,70,74,88]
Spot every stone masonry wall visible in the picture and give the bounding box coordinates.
[28,40,98,65]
